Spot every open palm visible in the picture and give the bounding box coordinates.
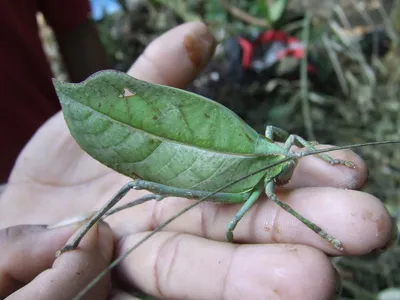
[0,22,394,300]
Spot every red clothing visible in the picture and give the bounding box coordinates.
[0,0,90,182]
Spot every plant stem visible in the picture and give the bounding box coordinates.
[300,11,315,140]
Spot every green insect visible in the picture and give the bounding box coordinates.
[53,70,399,299]
[54,69,353,254]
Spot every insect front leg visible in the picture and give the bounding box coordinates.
[265,126,354,168]
[265,180,343,251]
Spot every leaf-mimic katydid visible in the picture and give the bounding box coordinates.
[53,70,399,299]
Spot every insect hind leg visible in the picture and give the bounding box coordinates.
[265,126,354,168]
[56,179,248,257]
[56,180,162,257]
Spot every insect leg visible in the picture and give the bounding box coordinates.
[265,126,354,168]
[56,180,160,256]
[284,135,354,168]
[103,194,165,218]
[265,180,343,250]
[265,125,290,140]
[226,182,263,242]
[57,180,248,256]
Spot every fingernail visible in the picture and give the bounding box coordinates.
[46,212,94,229]
[184,23,216,68]
[199,24,217,57]
[382,217,398,251]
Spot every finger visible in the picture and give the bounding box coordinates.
[3,222,113,300]
[115,232,340,300]
[127,21,216,87]
[137,187,393,256]
[0,224,80,297]
[283,145,368,190]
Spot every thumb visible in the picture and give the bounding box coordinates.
[127,21,216,87]
[0,221,113,300]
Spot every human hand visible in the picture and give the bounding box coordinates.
[0,222,113,300]
[0,22,395,299]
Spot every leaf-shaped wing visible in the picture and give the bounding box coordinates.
[54,71,285,193]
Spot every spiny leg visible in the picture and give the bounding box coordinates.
[57,179,247,256]
[226,182,263,242]
[265,180,343,250]
[265,126,354,168]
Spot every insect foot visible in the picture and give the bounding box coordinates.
[55,244,77,257]
[330,239,344,251]
[329,159,356,169]
[226,231,234,242]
